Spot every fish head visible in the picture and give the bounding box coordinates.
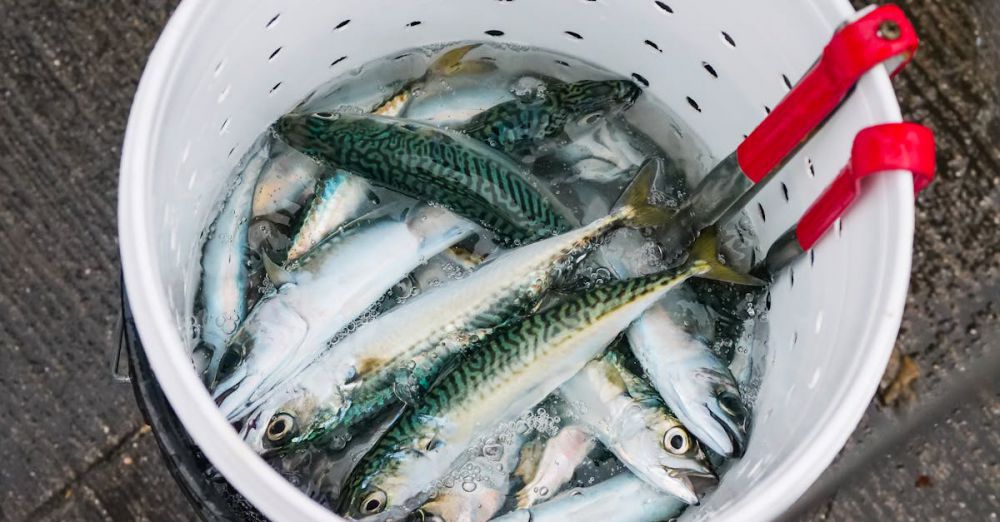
[614,406,712,505]
[410,484,506,522]
[555,80,642,122]
[273,111,376,162]
[670,359,750,458]
[248,378,352,456]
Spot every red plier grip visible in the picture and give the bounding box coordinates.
[795,123,936,251]
[736,5,919,184]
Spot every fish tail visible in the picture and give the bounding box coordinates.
[262,249,294,287]
[428,43,495,76]
[612,158,673,228]
[688,228,766,286]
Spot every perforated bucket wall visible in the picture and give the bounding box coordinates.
[119,1,913,520]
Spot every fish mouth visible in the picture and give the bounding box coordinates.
[708,403,749,458]
[662,472,701,505]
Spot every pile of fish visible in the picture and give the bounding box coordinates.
[195,44,763,522]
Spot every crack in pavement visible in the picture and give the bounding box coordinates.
[19,425,149,522]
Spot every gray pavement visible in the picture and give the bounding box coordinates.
[0,0,996,520]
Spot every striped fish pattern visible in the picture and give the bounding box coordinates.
[342,263,708,519]
[461,79,641,154]
[274,112,576,246]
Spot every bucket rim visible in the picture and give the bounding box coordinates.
[118,1,911,520]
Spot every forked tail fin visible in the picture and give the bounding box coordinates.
[688,228,766,286]
[611,158,673,228]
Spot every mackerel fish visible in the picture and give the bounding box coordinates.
[340,263,712,521]
[212,204,475,421]
[243,159,671,454]
[273,112,577,246]
[559,351,712,504]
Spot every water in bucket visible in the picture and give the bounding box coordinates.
[193,42,767,521]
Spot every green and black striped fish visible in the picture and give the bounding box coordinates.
[340,262,714,521]
[460,79,642,154]
[273,112,576,246]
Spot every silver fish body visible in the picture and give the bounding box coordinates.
[241,212,632,453]
[341,264,707,521]
[557,119,648,184]
[252,141,326,222]
[413,432,526,522]
[515,425,594,508]
[627,299,749,458]
[213,205,475,420]
[285,171,376,262]
[559,354,711,504]
[196,142,270,384]
[491,472,685,522]
[604,230,750,458]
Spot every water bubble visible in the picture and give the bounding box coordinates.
[483,443,504,460]
[462,481,477,492]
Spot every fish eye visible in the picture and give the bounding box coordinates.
[580,111,604,125]
[414,511,445,522]
[664,426,692,455]
[217,348,243,377]
[265,412,297,445]
[718,393,747,420]
[360,489,388,515]
[313,112,340,121]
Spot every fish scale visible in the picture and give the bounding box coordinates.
[461,80,641,155]
[343,263,708,520]
[246,181,665,456]
[275,112,576,245]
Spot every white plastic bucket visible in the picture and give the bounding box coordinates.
[119,1,912,520]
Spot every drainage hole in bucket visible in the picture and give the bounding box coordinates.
[268,47,282,62]
[485,29,505,37]
[756,202,766,222]
[780,182,789,202]
[266,13,280,29]
[836,218,843,237]
[702,62,718,78]
[406,21,423,27]
[219,118,230,134]
[721,31,737,47]
[810,249,816,266]
[654,1,673,14]
[335,19,351,30]
[228,144,238,158]
[213,60,225,77]
[792,331,799,347]
[631,73,649,87]
[686,96,701,112]
[555,60,571,67]
[789,267,795,288]
[764,105,771,115]
[269,82,283,95]
[330,56,348,68]
[644,40,662,53]
[565,31,583,40]
[782,74,793,90]
[806,157,816,177]
[217,85,231,104]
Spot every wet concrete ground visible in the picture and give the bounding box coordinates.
[0,0,997,520]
